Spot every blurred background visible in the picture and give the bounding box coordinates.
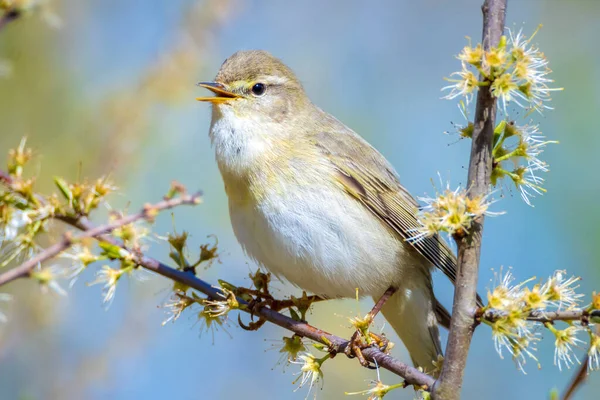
[0,0,599,399]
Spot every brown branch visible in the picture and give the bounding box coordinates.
[482,308,600,323]
[561,357,588,400]
[0,175,435,389]
[60,215,436,389]
[433,1,507,399]
[0,8,20,32]
[0,169,13,185]
[561,324,598,400]
[0,193,202,286]
[527,309,599,323]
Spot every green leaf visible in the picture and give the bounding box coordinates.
[98,241,124,259]
[53,177,72,201]
[493,120,507,148]
[217,279,237,292]
[289,307,301,321]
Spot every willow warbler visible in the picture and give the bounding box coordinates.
[197,50,462,372]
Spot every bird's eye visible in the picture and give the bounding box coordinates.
[251,83,266,96]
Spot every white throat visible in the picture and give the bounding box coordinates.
[209,105,275,177]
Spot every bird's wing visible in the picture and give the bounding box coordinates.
[310,129,461,290]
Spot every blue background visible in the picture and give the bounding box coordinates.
[0,1,599,399]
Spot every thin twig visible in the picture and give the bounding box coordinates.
[433,1,507,399]
[0,175,435,389]
[0,193,202,286]
[561,358,588,400]
[0,169,13,185]
[482,309,599,324]
[561,324,598,400]
[60,216,436,389]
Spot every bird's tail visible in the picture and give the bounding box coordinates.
[377,283,442,376]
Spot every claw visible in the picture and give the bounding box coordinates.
[369,332,390,353]
[343,287,398,367]
[344,331,369,367]
[344,331,371,367]
[344,329,391,368]
[238,295,274,331]
[237,314,267,331]
[238,314,254,331]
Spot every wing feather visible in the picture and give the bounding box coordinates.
[313,131,458,282]
[312,129,483,308]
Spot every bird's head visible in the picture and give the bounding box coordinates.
[197,50,310,122]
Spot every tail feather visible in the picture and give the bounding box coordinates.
[377,286,442,376]
[434,298,452,330]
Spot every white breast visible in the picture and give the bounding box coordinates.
[210,105,413,298]
[228,180,409,298]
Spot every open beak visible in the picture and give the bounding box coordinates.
[196,82,241,103]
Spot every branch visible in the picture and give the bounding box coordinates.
[0,193,202,286]
[482,309,600,324]
[0,8,20,32]
[0,169,13,185]
[61,216,436,389]
[0,175,435,390]
[561,357,588,400]
[433,1,507,398]
[561,324,598,400]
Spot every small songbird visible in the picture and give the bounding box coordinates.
[197,50,462,373]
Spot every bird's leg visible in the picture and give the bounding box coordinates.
[238,292,324,331]
[345,286,397,366]
[237,295,270,331]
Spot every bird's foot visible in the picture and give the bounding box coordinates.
[237,290,323,331]
[369,331,391,353]
[344,328,391,368]
[344,311,379,368]
[237,295,273,331]
[343,331,373,368]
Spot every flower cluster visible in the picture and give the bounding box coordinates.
[109,216,150,253]
[30,264,68,296]
[203,287,239,318]
[161,290,197,326]
[279,335,306,362]
[166,228,219,273]
[1,140,52,267]
[54,176,117,216]
[161,282,237,343]
[197,304,231,343]
[88,265,129,305]
[588,329,600,371]
[266,335,308,372]
[0,137,212,310]
[483,268,596,372]
[291,352,330,399]
[159,286,233,343]
[412,180,500,241]
[346,367,407,400]
[545,323,585,371]
[60,243,102,287]
[0,207,44,267]
[443,28,560,113]
[442,28,560,207]
[491,121,557,206]
[1,139,116,271]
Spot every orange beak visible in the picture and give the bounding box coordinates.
[196,82,241,103]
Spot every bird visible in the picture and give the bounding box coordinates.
[197,50,465,374]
